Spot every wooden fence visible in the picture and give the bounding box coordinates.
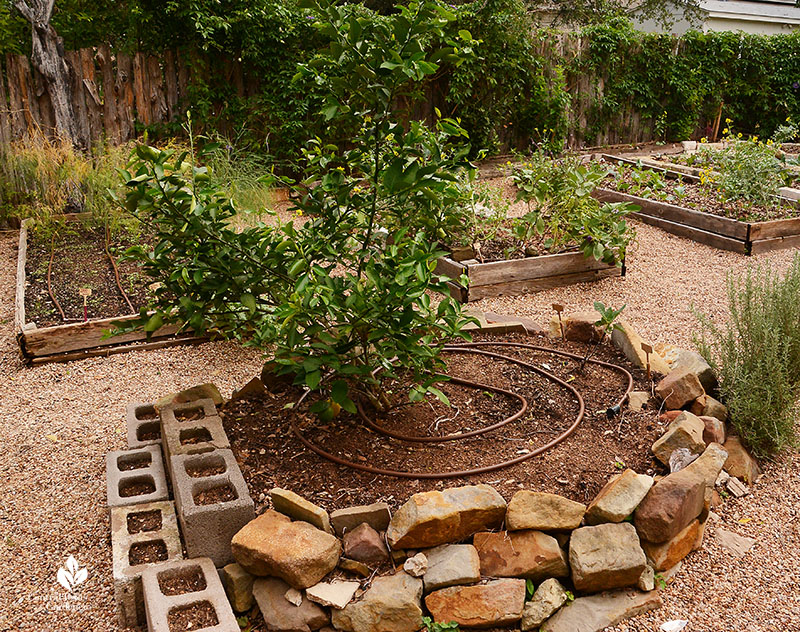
[0,40,665,150]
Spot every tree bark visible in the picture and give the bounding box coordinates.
[14,0,78,145]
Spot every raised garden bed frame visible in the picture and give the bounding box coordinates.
[596,154,800,255]
[14,216,205,365]
[436,250,624,303]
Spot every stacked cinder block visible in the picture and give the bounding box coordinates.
[106,445,169,508]
[126,402,162,449]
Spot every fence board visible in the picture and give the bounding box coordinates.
[6,55,26,138]
[146,55,168,124]
[116,53,135,141]
[0,58,11,144]
[97,44,119,142]
[133,52,150,126]
[164,50,179,121]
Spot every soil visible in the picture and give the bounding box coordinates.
[194,483,236,506]
[118,478,156,497]
[602,164,799,222]
[117,454,152,471]
[167,602,219,632]
[221,331,670,512]
[174,407,206,422]
[128,539,168,566]
[24,220,153,327]
[158,566,207,596]
[186,461,227,478]
[127,509,163,535]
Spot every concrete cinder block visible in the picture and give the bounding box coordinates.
[171,449,255,567]
[126,402,162,449]
[141,557,239,632]
[111,501,183,629]
[161,415,230,481]
[106,444,169,508]
[158,397,219,427]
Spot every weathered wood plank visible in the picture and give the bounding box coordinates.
[147,55,168,123]
[434,257,466,281]
[748,217,800,241]
[15,219,31,332]
[32,65,55,135]
[163,50,179,121]
[115,53,135,141]
[629,212,748,254]
[594,188,749,240]
[0,57,11,144]
[5,55,25,138]
[15,55,41,133]
[65,50,90,147]
[133,52,150,126]
[465,267,622,302]
[466,251,614,287]
[21,314,186,357]
[80,48,103,144]
[97,44,119,142]
[750,234,800,255]
[29,335,206,365]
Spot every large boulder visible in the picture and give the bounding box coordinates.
[611,320,671,375]
[642,519,702,571]
[723,436,761,483]
[331,572,423,632]
[521,579,569,631]
[425,579,526,628]
[585,469,654,525]
[387,485,506,549]
[568,523,647,593]
[671,350,717,393]
[540,589,663,632]
[473,530,569,582]
[423,544,481,592]
[655,368,705,410]
[231,510,341,589]
[252,577,330,632]
[506,491,586,531]
[651,412,706,465]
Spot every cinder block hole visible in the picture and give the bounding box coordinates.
[134,404,157,420]
[185,453,227,478]
[127,509,162,535]
[119,475,156,498]
[136,421,161,442]
[179,427,213,446]
[128,539,168,566]
[117,452,152,471]
[193,482,238,506]
[157,564,208,596]
[175,406,204,422]
[167,601,218,632]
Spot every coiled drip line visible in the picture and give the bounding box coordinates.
[291,341,633,479]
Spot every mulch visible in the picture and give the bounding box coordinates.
[221,331,671,513]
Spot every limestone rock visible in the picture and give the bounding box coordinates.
[330,503,392,536]
[506,491,586,531]
[563,312,604,343]
[425,579,526,628]
[343,522,389,566]
[387,485,506,549]
[331,572,423,632]
[252,577,330,632]
[671,350,717,393]
[474,530,569,581]
[270,488,333,534]
[655,368,705,411]
[669,448,699,473]
[422,544,481,592]
[540,589,663,632]
[569,523,647,593]
[586,469,654,525]
[521,579,569,631]
[627,391,650,412]
[651,412,706,465]
[637,565,655,592]
[221,562,254,613]
[403,553,428,578]
[723,436,761,483]
[306,581,360,610]
[716,528,756,559]
[726,476,749,498]
[154,383,223,409]
[691,395,728,422]
[642,519,701,571]
[232,510,341,589]
[611,321,671,375]
[230,376,268,402]
[700,416,726,445]
[338,558,370,578]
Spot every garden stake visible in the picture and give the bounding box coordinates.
[79,287,91,322]
[641,342,653,382]
[552,303,565,340]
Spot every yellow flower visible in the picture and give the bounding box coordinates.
[700,136,708,143]
[295,209,303,217]
[725,118,732,124]
[722,128,729,135]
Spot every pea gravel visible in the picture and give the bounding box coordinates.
[0,222,798,631]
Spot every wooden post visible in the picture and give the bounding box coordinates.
[641,342,653,382]
[552,303,565,341]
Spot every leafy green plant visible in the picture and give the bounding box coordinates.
[717,138,784,207]
[579,301,626,373]
[654,573,667,590]
[525,578,535,601]
[772,118,799,144]
[695,254,800,457]
[119,0,479,417]
[422,617,460,632]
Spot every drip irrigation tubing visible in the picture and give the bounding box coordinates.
[105,222,136,314]
[46,230,67,322]
[290,340,634,479]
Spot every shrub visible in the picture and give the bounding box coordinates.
[695,254,800,457]
[717,138,784,207]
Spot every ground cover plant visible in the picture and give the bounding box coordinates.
[695,253,800,458]
[120,0,479,417]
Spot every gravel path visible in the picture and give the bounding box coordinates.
[0,222,798,631]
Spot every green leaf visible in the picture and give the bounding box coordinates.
[330,380,348,404]
[306,370,321,390]
[241,293,256,313]
[143,313,163,333]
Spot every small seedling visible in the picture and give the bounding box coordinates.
[422,617,460,632]
[614,458,626,470]
[564,590,575,603]
[578,301,626,373]
[525,578,536,600]
[552,303,565,341]
[654,573,667,590]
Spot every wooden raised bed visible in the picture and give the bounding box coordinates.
[597,155,800,255]
[436,250,624,303]
[15,218,205,365]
